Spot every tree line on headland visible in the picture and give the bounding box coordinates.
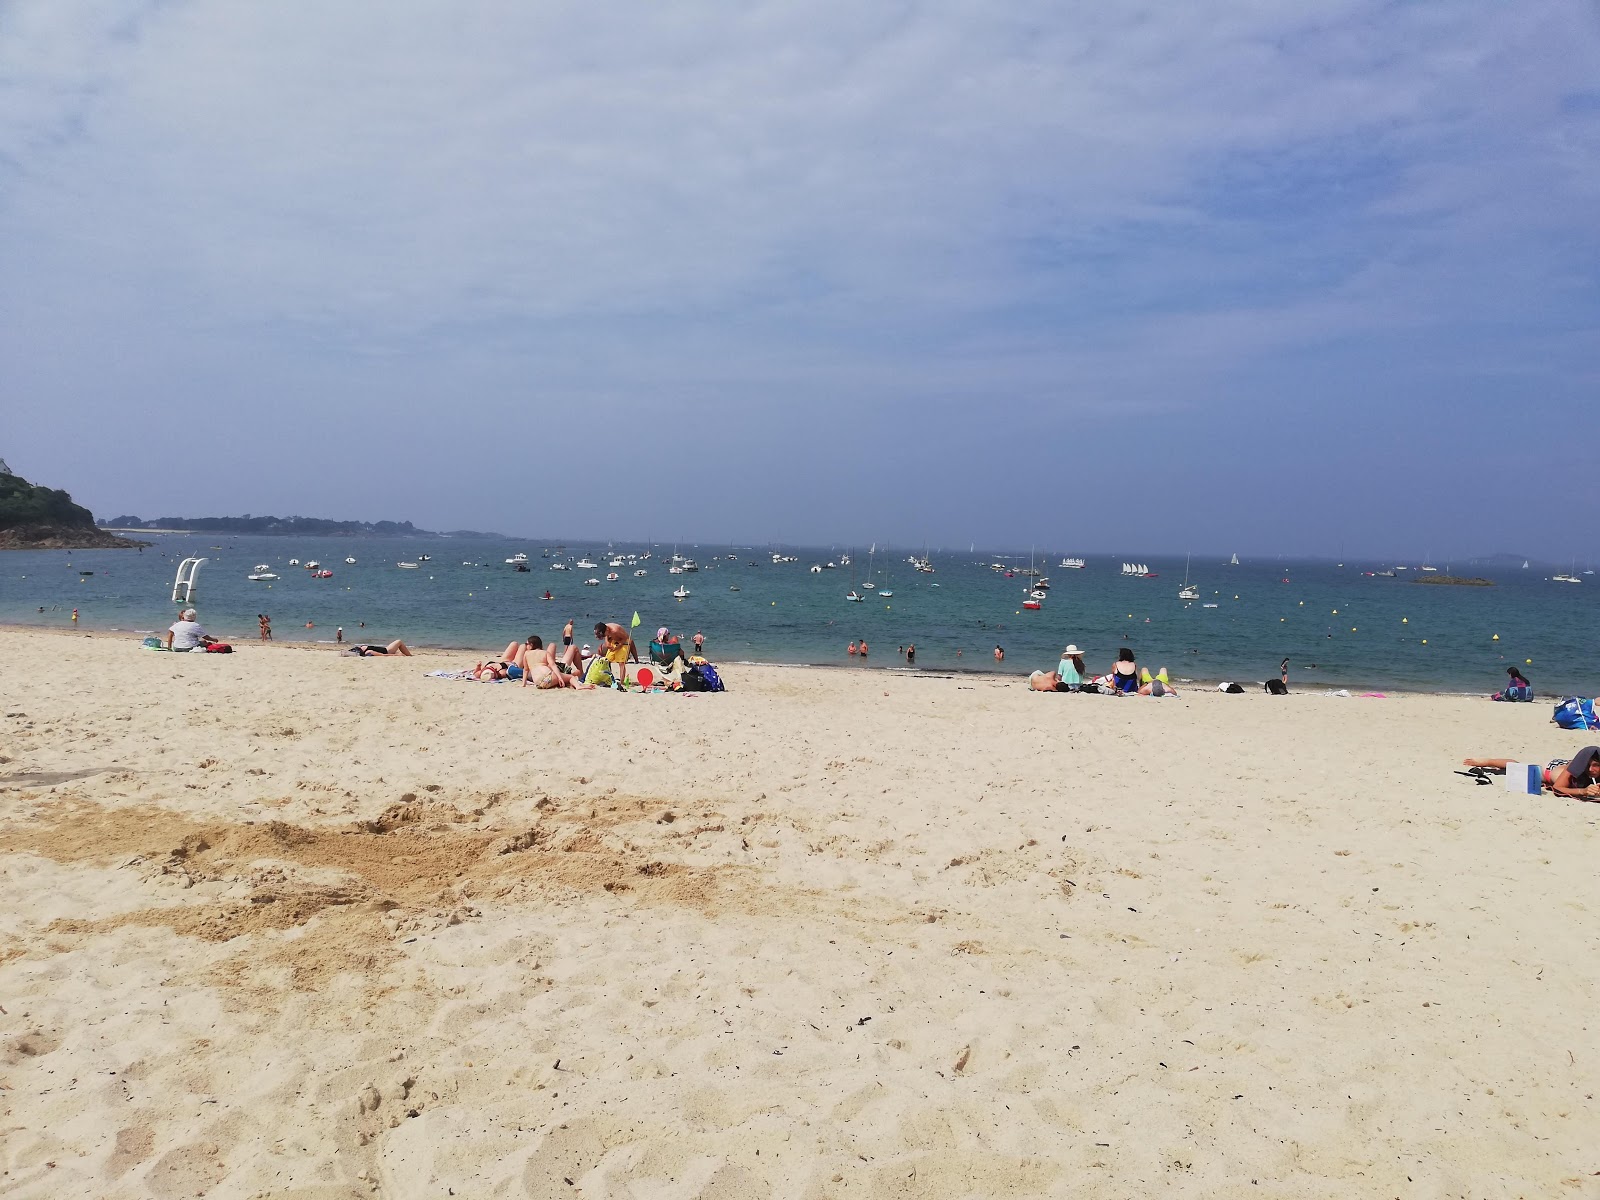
[0,466,145,549]
[99,514,499,538]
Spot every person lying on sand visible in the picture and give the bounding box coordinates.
[1463,746,1600,800]
[511,636,591,690]
[1029,669,1068,692]
[342,639,412,657]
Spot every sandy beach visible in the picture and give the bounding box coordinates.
[1,626,1595,1198]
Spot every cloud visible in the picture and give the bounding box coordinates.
[2,0,1597,550]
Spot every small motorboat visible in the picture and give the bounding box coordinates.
[248,572,278,581]
[576,559,597,569]
[1029,589,1048,600]
[1178,585,1199,600]
[418,555,431,562]
[345,557,357,565]
[313,570,333,578]
[846,591,863,602]
[506,553,528,564]
[288,558,300,566]
[397,562,420,569]
[78,570,94,576]
[673,586,691,599]
[584,577,601,586]
[254,564,271,572]
[303,560,320,570]
[729,585,740,591]
[634,569,647,577]
[879,589,893,598]
[1202,603,1219,608]
[1022,599,1042,610]
[513,564,531,573]
[606,572,620,581]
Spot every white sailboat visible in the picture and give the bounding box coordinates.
[1229,553,1240,566]
[860,544,877,591]
[1178,554,1199,601]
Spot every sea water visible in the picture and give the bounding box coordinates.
[3,534,1595,696]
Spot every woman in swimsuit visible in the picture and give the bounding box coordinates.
[343,639,412,657]
[1110,648,1139,693]
[1462,746,1600,800]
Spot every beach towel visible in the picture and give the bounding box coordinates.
[425,670,477,680]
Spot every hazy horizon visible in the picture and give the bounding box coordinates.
[5,2,1597,560]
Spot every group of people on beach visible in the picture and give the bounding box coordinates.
[1028,645,1177,696]
[465,620,709,689]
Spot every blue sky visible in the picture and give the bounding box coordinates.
[3,0,1597,560]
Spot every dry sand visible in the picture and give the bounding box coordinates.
[0,627,1595,1198]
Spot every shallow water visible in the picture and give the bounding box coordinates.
[4,534,1595,695]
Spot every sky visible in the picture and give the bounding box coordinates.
[2,0,1598,560]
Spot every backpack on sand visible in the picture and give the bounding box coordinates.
[1265,679,1288,696]
[1553,697,1599,730]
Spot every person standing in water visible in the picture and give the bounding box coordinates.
[563,618,574,649]
[905,643,915,666]
[692,630,705,656]
[994,645,1004,664]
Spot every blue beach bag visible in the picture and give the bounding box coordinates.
[1552,697,1599,730]
[696,663,726,692]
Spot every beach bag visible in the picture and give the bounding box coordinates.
[1552,697,1599,730]
[681,666,708,692]
[1219,682,1245,694]
[204,643,233,654]
[1265,679,1288,696]
[696,663,726,692]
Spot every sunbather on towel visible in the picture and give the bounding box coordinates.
[1462,746,1600,799]
[342,639,412,657]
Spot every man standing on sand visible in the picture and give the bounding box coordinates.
[336,627,343,644]
[692,630,704,657]
[594,621,638,685]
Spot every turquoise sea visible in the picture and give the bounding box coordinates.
[4,533,1596,696]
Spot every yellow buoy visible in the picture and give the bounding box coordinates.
[1332,609,1338,614]
[1526,658,1532,664]
[1351,627,1357,632]
[1401,617,1407,623]
[1421,639,1428,645]
[1491,633,1499,641]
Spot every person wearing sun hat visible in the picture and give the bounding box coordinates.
[1056,644,1087,690]
[1461,745,1600,800]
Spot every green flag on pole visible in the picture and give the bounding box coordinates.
[631,611,641,628]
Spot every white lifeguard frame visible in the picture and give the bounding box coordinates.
[171,557,207,605]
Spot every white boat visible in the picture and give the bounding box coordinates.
[397,562,420,569]
[1522,560,1530,569]
[1029,589,1048,600]
[1202,602,1219,608]
[1059,557,1085,569]
[418,555,431,562]
[680,560,699,572]
[288,558,300,566]
[549,562,569,570]
[253,563,271,571]
[584,577,601,586]
[576,559,596,569]
[1229,553,1239,566]
[635,569,647,576]
[810,565,822,573]
[673,586,691,598]
[303,560,320,570]
[845,591,863,602]
[1553,573,1582,584]
[669,565,684,575]
[860,544,877,591]
[1178,553,1199,600]
[247,572,277,581]
[1121,562,1152,576]
[345,557,357,565]
[879,589,893,598]
[606,572,619,581]
[506,553,528,564]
